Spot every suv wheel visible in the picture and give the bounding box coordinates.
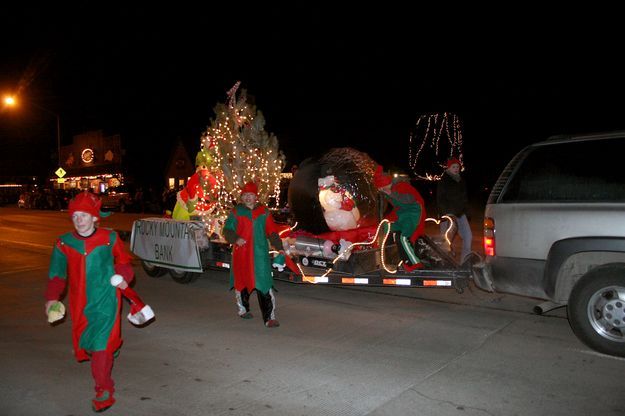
[568,263,625,357]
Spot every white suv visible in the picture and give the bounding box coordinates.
[474,131,625,357]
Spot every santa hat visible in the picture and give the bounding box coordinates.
[241,181,258,196]
[110,275,155,326]
[68,191,111,219]
[373,165,392,188]
[446,158,462,169]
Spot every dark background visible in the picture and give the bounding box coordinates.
[2,4,623,202]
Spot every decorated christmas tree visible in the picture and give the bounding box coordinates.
[200,82,286,219]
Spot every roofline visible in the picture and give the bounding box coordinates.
[544,130,625,143]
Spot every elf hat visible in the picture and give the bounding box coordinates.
[241,181,258,196]
[446,158,461,169]
[68,191,111,219]
[373,165,392,188]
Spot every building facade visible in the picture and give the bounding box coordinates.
[164,140,194,190]
[53,130,126,192]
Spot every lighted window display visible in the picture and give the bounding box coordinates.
[81,148,95,163]
[108,177,121,187]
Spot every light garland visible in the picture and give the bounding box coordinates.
[408,112,464,181]
[425,215,455,247]
[279,222,298,237]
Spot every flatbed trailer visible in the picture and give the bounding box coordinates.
[130,217,478,291]
[275,267,471,292]
[272,235,475,293]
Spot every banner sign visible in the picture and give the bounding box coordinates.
[130,218,204,272]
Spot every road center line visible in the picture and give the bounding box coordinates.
[0,239,52,250]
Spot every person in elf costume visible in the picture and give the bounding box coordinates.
[44,191,153,412]
[374,165,426,271]
[172,150,217,220]
[222,181,285,328]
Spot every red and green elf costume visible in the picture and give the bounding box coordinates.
[374,166,426,271]
[45,192,134,410]
[223,182,284,326]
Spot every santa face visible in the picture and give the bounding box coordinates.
[72,211,98,236]
[318,188,360,231]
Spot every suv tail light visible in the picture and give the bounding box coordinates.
[483,217,496,256]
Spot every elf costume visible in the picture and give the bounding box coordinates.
[374,166,426,271]
[45,192,135,412]
[223,182,284,327]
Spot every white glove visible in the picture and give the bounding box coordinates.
[47,301,65,323]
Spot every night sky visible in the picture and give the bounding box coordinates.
[2,5,624,197]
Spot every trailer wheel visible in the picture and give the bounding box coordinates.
[141,261,166,278]
[568,264,625,357]
[169,268,199,284]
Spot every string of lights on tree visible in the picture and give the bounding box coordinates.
[198,82,285,220]
[408,112,464,180]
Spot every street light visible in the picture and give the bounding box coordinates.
[3,94,62,167]
[3,95,15,106]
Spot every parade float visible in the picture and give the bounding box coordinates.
[131,82,286,283]
[130,89,478,290]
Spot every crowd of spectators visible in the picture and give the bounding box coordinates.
[0,184,181,215]
[3,184,248,217]
[12,187,80,210]
[0,187,22,206]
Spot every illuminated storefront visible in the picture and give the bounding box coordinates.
[50,130,128,192]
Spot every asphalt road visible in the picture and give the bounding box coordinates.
[1,207,624,416]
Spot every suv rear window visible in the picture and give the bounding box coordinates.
[500,138,625,202]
